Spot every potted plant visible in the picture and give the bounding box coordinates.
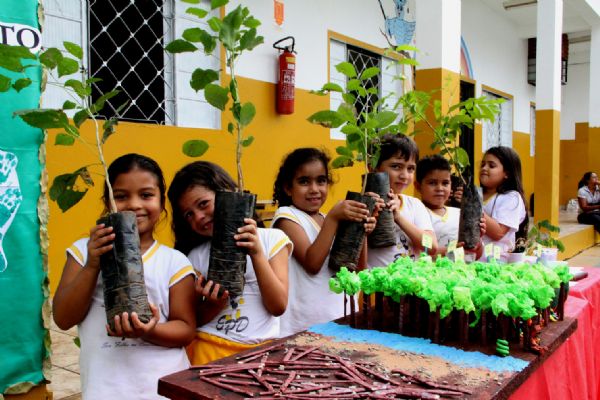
[307,57,412,270]
[399,89,503,250]
[512,219,565,262]
[165,0,263,299]
[11,42,151,330]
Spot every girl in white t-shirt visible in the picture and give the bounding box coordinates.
[271,148,377,337]
[576,171,600,233]
[480,146,528,257]
[368,134,437,268]
[53,154,196,399]
[168,161,292,365]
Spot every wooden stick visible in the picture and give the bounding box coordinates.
[236,343,282,361]
[290,346,318,361]
[200,376,255,397]
[391,369,473,394]
[198,363,263,375]
[248,369,274,392]
[282,347,295,362]
[280,371,297,392]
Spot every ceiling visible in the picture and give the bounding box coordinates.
[477,0,597,61]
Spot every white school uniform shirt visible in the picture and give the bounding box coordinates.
[481,191,526,256]
[272,206,346,337]
[187,228,292,344]
[367,194,433,269]
[67,239,195,400]
[577,186,600,213]
[428,206,460,248]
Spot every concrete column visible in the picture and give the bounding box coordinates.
[414,0,461,158]
[534,0,562,226]
[589,24,600,174]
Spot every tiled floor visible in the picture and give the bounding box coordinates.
[47,244,600,399]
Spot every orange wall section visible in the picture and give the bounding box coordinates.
[534,109,561,226]
[560,123,590,205]
[513,131,534,211]
[46,76,366,294]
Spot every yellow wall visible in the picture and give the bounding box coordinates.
[534,109,561,226]
[560,123,590,206]
[46,77,366,293]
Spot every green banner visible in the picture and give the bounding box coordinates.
[0,0,48,394]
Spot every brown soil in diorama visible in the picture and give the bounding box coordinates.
[364,172,396,248]
[458,182,483,249]
[98,210,152,331]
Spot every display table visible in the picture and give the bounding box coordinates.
[511,268,600,400]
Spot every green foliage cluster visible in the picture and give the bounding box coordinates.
[515,219,566,254]
[307,44,503,187]
[0,43,35,92]
[165,0,263,191]
[7,42,126,212]
[329,255,571,323]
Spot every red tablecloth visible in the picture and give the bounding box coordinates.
[511,268,600,400]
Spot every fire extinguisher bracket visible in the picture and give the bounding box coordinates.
[274,36,296,115]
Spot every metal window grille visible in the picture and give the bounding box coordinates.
[347,44,381,121]
[88,0,175,124]
[482,90,513,151]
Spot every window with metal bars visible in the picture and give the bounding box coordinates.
[88,0,175,124]
[346,44,381,122]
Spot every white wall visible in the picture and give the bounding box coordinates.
[229,0,393,91]
[561,61,590,139]
[461,0,535,135]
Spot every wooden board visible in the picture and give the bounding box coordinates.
[159,316,577,400]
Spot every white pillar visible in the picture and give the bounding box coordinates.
[535,0,563,110]
[589,24,600,127]
[415,0,461,72]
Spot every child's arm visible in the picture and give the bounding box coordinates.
[483,213,510,241]
[387,192,438,255]
[237,218,290,316]
[274,200,370,275]
[108,275,196,347]
[53,224,115,330]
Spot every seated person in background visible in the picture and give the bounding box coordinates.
[415,155,484,259]
[577,171,600,233]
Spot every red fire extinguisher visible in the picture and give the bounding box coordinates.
[273,36,296,115]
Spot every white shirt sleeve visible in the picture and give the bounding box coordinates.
[491,191,525,231]
[411,197,434,231]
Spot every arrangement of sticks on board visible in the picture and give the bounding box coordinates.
[192,344,474,399]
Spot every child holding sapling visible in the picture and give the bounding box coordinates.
[479,146,528,258]
[415,155,485,259]
[168,161,292,364]
[271,148,377,337]
[53,154,196,399]
[367,134,437,268]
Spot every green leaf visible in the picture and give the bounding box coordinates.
[183,139,209,157]
[73,336,80,348]
[63,41,83,59]
[0,57,23,73]
[39,48,63,69]
[239,28,263,51]
[398,58,419,66]
[322,82,343,93]
[337,103,356,123]
[374,111,398,128]
[0,44,36,60]
[360,66,380,81]
[183,28,216,54]
[0,75,11,92]
[62,100,77,110]
[65,79,89,98]
[341,125,362,137]
[227,122,234,134]
[307,110,346,128]
[73,109,89,128]
[336,146,353,157]
[14,109,68,129]
[55,133,75,146]
[345,132,362,144]
[91,90,120,113]
[239,102,256,127]
[86,77,102,86]
[190,68,219,91]
[207,17,222,32]
[331,155,353,169]
[204,83,229,111]
[342,92,356,105]
[223,5,244,30]
[211,0,228,10]
[346,79,361,92]
[335,62,357,78]
[395,44,419,53]
[455,147,470,169]
[12,78,32,92]
[165,39,198,54]
[186,6,208,18]
[241,135,254,147]
[49,172,88,212]
[102,118,118,143]
[243,17,261,28]
[182,0,200,3]
[57,57,79,78]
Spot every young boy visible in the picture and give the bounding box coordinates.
[415,155,483,258]
[367,134,437,269]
